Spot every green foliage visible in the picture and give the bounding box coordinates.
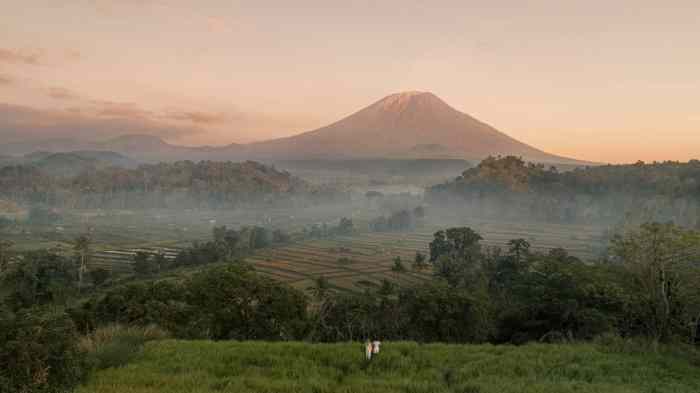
[0,239,14,273]
[75,264,309,341]
[2,250,77,311]
[89,268,111,287]
[132,251,154,277]
[0,160,328,209]
[400,282,494,342]
[611,222,700,343]
[186,265,308,340]
[308,276,331,301]
[391,256,406,273]
[369,209,417,232]
[430,228,484,286]
[77,340,700,393]
[339,217,354,234]
[0,308,86,393]
[412,251,428,271]
[428,156,700,226]
[80,325,170,370]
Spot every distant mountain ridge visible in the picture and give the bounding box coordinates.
[0,150,139,177]
[0,91,593,165]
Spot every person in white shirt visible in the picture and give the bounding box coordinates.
[372,340,381,355]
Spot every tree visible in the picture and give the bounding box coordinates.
[0,309,86,393]
[412,251,428,272]
[337,217,354,235]
[0,239,14,273]
[507,238,531,265]
[429,228,483,263]
[429,228,484,286]
[391,256,406,273]
[73,234,91,292]
[152,251,168,273]
[186,265,308,340]
[89,268,111,287]
[3,250,77,311]
[413,206,425,219]
[399,282,494,342]
[272,229,290,244]
[133,251,153,277]
[308,276,331,301]
[378,278,396,297]
[611,222,700,343]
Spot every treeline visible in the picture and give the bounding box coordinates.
[2,223,699,392]
[368,206,425,232]
[0,160,343,209]
[67,223,700,345]
[428,156,700,226]
[300,218,354,239]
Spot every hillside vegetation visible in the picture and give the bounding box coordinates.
[78,340,700,393]
[428,156,700,226]
[0,160,339,209]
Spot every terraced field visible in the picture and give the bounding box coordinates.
[29,213,604,287]
[247,219,605,292]
[90,245,184,274]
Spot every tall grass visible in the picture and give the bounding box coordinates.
[79,324,169,370]
[78,340,700,393]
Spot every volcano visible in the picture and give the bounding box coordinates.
[0,91,589,165]
[246,91,585,164]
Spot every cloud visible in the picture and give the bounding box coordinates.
[0,74,14,86]
[0,48,44,65]
[0,103,202,146]
[65,49,82,61]
[47,87,79,100]
[90,100,155,118]
[164,110,229,125]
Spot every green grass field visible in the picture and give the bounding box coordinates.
[78,340,700,393]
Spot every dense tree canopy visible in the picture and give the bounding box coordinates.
[428,156,700,226]
[0,160,342,209]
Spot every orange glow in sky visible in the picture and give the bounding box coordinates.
[1,1,699,163]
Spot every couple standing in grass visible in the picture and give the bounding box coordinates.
[364,339,381,360]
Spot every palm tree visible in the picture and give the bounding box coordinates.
[74,234,92,291]
[391,256,406,283]
[0,239,13,273]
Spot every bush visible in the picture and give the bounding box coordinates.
[80,324,169,370]
[0,308,86,393]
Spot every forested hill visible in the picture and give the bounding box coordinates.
[0,160,338,209]
[427,156,700,226]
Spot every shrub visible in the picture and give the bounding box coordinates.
[0,308,86,393]
[80,324,169,370]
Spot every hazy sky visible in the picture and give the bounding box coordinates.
[1,0,699,163]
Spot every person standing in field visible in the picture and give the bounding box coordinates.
[365,340,373,361]
[372,340,381,357]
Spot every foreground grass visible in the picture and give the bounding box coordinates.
[78,340,700,393]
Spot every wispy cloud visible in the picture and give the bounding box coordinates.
[47,87,80,100]
[164,110,229,125]
[0,102,202,144]
[0,47,81,67]
[65,49,82,61]
[0,48,45,66]
[90,100,155,118]
[0,74,15,86]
